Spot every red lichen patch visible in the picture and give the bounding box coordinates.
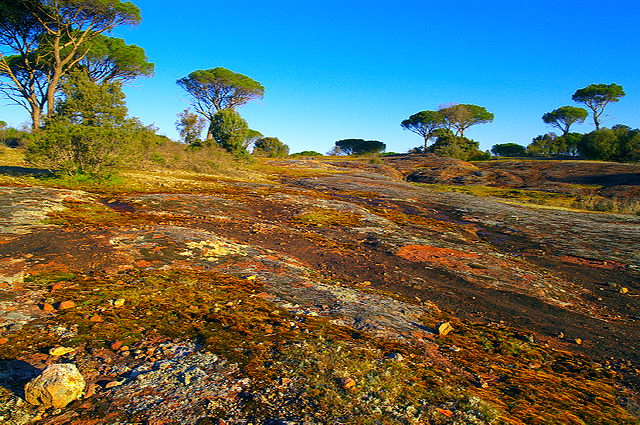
[397,244,480,270]
[558,255,626,270]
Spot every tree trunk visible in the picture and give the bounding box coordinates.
[31,107,41,129]
[46,67,62,118]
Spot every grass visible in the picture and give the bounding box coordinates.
[416,183,640,215]
[293,206,364,227]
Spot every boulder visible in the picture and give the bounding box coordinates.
[24,364,85,408]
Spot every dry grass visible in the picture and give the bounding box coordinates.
[416,183,640,215]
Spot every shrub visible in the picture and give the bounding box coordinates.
[253,137,289,157]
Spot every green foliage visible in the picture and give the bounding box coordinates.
[542,106,588,136]
[291,151,323,157]
[79,34,154,84]
[527,132,583,157]
[573,126,639,162]
[26,70,134,175]
[176,67,264,134]
[572,83,625,130]
[208,109,250,158]
[253,137,289,157]
[243,129,263,150]
[0,124,28,147]
[439,104,494,137]
[401,110,444,149]
[55,69,128,126]
[491,143,527,157]
[427,129,488,161]
[335,139,386,155]
[578,128,620,161]
[175,109,206,145]
[0,0,142,127]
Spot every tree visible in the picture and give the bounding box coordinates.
[334,139,386,155]
[572,83,625,130]
[0,0,48,128]
[0,0,142,127]
[578,128,619,160]
[78,34,154,84]
[527,133,560,156]
[439,104,494,136]
[253,137,289,157]
[428,129,488,161]
[26,69,133,175]
[491,143,527,157]
[401,110,444,150]
[177,67,264,139]
[208,109,249,157]
[243,129,263,150]
[291,151,323,157]
[175,109,206,145]
[542,106,588,136]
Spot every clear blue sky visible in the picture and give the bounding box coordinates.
[2,0,640,153]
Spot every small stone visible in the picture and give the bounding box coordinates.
[105,380,123,389]
[58,301,75,310]
[385,352,404,361]
[341,377,356,390]
[575,338,582,345]
[42,303,55,312]
[24,364,86,409]
[437,321,454,336]
[113,298,125,308]
[49,347,75,357]
[435,408,454,418]
[620,287,629,294]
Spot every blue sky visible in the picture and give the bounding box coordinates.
[2,0,640,153]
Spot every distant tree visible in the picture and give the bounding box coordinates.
[428,129,488,161]
[578,128,619,160]
[542,106,588,136]
[208,109,249,157]
[527,133,560,156]
[291,151,323,157]
[175,109,206,145]
[572,83,625,130]
[253,137,289,157]
[401,110,444,150]
[177,67,264,139]
[0,0,142,127]
[78,35,154,84]
[439,104,494,137]
[334,139,386,155]
[491,143,527,157]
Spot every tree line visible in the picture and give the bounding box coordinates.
[491,83,638,161]
[1,1,638,178]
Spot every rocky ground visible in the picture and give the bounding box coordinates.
[0,155,639,424]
